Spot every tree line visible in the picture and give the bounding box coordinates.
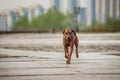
[12,7,120,32]
[12,7,75,32]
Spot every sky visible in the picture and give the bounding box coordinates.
[0,0,50,12]
[0,0,87,12]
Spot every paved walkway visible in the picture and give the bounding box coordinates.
[0,33,120,53]
[0,48,120,80]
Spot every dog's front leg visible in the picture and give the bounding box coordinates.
[64,46,68,59]
[66,46,73,64]
[76,47,79,58]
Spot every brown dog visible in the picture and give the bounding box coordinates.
[63,28,79,64]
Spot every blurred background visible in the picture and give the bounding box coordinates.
[0,1,120,79]
[0,0,120,33]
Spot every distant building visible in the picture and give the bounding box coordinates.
[0,10,19,31]
[51,0,78,12]
[79,8,87,26]
[84,0,96,26]
[0,14,8,31]
[79,0,87,26]
[51,0,61,11]
[95,0,119,23]
[83,0,119,26]
[28,5,44,21]
[68,0,78,12]
[0,4,44,31]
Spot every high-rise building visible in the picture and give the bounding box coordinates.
[0,13,8,31]
[0,10,19,31]
[28,5,44,21]
[51,0,61,10]
[51,0,78,13]
[111,0,119,19]
[14,7,29,18]
[68,0,78,12]
[91,0,96,21]
[79,8,87,26]
[95,0,119,23]
[86,0,119,25]
[105,0,110,17]
[79,0,87,26]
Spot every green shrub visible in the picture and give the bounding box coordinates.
[12,16,29,31]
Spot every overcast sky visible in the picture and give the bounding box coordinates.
[0,0,50,11]
[0,0,87,12]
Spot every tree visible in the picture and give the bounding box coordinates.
[63,12,75,29]
[29,7,66,31]
[30,15,44,30]
[43,7,65,30]
[12,7,77,31]
[12,16,29,31]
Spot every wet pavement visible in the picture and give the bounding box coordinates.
[0,33,120,80]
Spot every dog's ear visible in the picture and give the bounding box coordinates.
[72,29,76,36]
[63,30,65,34]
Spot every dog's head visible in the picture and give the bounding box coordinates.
[63,29,74,42]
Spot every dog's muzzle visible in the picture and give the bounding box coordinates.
[67,37,71,42]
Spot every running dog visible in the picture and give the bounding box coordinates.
[63,28,79,64]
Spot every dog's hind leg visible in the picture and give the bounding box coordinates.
[75,36,79,58]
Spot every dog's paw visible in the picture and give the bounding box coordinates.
[76,54,79,58]
[66,60,70,64]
